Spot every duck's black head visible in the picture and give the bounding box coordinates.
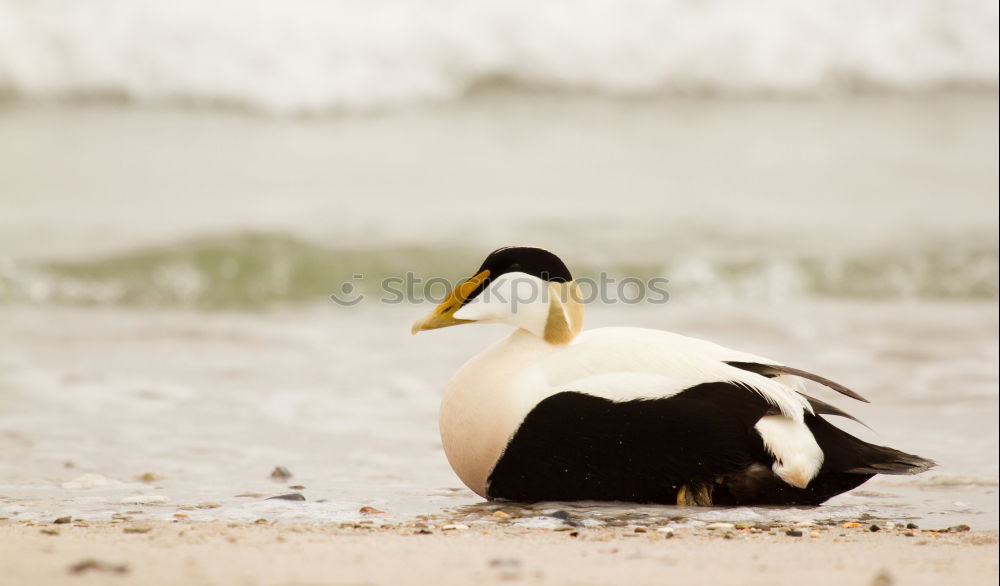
[475,246,572,284]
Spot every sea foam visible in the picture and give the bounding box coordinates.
[0,0,996,113]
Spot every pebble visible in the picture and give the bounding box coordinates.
[53,516,72,524]
[656,527,675,537]
[809,532,821,538]
[906,523,919,530]
[359,506,386,515]
[269,466,293,481]
[266,493,305,501]
[442,524,469,531]
[137,473,161,483]
[548,510,581,527]
[869,524,880,532]
[492,511,511,519]
[120,495,169,505]
[68,559,129,575]
[40,528,60,536]
[705,523,735,531]
[122,525,152,534]
[785,530,803,537]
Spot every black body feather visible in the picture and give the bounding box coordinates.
[486,383,933,506]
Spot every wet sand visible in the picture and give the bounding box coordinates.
[1,518,996,586]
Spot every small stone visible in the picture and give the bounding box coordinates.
[137,473,161,483]
[68,559,129,575]
[548,510,581,527]
[906,523,919,529]
[869,524,880,532]
[415,528,432,535]
[359,506,386,515]
[842,522,862,529]
[870,569,893,586]
[948,524,971,533]
[441,524,469,531]
[40,528,60,536]
[657,527,675,538]
[809,531,821,538]
[269,466,293,481]
[123,525,152,534]
[53,516,72,524]
[706,523,735,531]
[267,493,305,501]
[785,530,803,537]
[492,511,511,519]
[634,527,647,533]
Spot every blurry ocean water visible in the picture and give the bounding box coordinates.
[0,0,997,529]
[1,0,997,112]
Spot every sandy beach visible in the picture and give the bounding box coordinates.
[2,517,996,586]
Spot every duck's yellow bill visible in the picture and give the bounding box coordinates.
[411,269,490,334]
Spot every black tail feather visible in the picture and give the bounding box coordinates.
[799,392,870,428]
[806,413,936,476]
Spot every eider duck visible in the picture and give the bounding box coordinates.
[412,246,934,506]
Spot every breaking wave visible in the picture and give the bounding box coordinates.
[0,0,996,114]
[0,231,995,308]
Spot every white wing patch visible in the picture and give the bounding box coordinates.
[541,327,812,421]
[755,415,824,488]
